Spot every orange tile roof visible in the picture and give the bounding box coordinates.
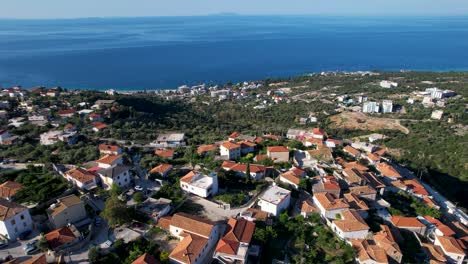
[312,128,327,135]
[314,192,349,210]
[240,141,257,148]
[360,172,386,189]
[424,216,455,236]
[150,164,173,175]
[44,226,77,250]
[132,253,160,264]
[306,146,333,161]
[0,181,23,199]
[305,138,324,146]
[333,210,369,232]
[422,196,439,208]
[264,134,282,140]
[92,122,108,130]
[403,179,429,196]
[352,239,389,264]
[319,176,341,191]
[436,235,466,255]
[377,162,402,179]
[374,225,402,258]
[390,216,425,228]
[197,144,217,154]
[343,161,369,172]
[66,167,97,184]
[0,198,27,221]
[300,199,318,213]
[170,213,214,238]
[349,185,377,196]
[221,161,266,173]
[344,145,361,156]
[245,208,268,221]
[216,218,255,255]
[343,168,364,184]
[170,232,208,264]
[372,148,387,157]
[58,109,76,116]
[280,171,302,185]
[21,254,46,264]
[344,193,369,211]
[155,149,174,158]
[221,141,240,150]
[421,243,447,263]
[366,153,381,162]
[229,132,241,139]
[267,146,289,152]
[98,144,120,153]
[96,154,122,165]
[180,171,197,183]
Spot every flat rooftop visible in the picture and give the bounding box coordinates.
[260,185,291,205]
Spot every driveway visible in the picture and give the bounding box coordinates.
[0,229,42,261]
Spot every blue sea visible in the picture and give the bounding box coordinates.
[0,15,468,90]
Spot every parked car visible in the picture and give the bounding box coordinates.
[0,239,8,249]
[94,217,103,226]
[23,243,39,255]
[134,185,143,191]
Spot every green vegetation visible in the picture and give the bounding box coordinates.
[91,238,166,264]
[0,166,68,204]
[214,193,248,206]
[385,191,441,218]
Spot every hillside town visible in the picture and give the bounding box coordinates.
[0,72,467,264]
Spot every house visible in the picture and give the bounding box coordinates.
[159,213,221,264]
[349,185,378,201]
[40,130,78,145]
[57,109,76,118]
[88,113,103,122]
[359,173,386,196]
[279,167,306,189]
[220,141,241,160]
[97,164,132,189]
[343,193,369,219]
[300,199,319,218]
[313,192,350,220]
[96,154,123,168]
[228,132,241,141]
[155,133,186,148]
[365,153,381,165]
[240,141,256,155]
[258,185,291,216]
[379,80,398,89]
[132,253,160,264]
[332,210,369,239]
[423,216,456,237]
[341,168,367,186]
[64,167,98,191]
[421,243,448,264]
[343,145,361,158]
[47,195,87,228]
[286,129,307,139]
[0,198,33,240]
[93,100,115,109]
[154,149,175,160]
[305,146,334,163]
[0,181,23,200]
[373,225,403,263]
[92,122,108,132]
[434,235,466,264]
[267,146,289,163]
[214,218,256,264]
[325,138,343,148]
[389,216,426,235]
[0,130,16,145]
[221,161,266,180]
[351,239,389,264]
[98,144,122,155]
[140,198,172,222]
[180,171,218,198]
[303,138,323,148]
[376,162,402,181]
[312,176,341,196]
[311,128,327,139]
[239,208,269,222]
[402,179,429,197]
[44,225,80,251]
[197,144,218,156]
[341,161,369,173]
[150,164,173,177]
[352,142,378,153]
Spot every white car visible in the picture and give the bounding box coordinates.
[134,185,143,191]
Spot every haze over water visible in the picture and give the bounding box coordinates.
[0,15,467,90]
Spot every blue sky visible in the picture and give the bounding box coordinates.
[1,0,468,19]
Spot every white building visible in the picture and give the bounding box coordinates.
[0,198,33,241]
[362,101,380,113]
[180,171,218,198]
[313,192,350,220]
[140,198,172,222]
[258,185,291,216]
[153,133,186,148]
[331,209,370,240]
[220,141,241,160]
[379,80,398,89]
[434,235,465,264]
[64,167,98,191]
[97,164,132,189]
[425,88,456,99]
[431,110,444,120]
[164,213,220,264]
[40,130,78,145]
[214,218,255,264]
[381,100,393,113]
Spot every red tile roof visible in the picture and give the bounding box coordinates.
[44,226,77,250]
[312,128,327,135]
[314,192,349,210]
[267,146,289,152]
[0,181,23,199]
[132,253,160,264]
[377,163,402,179]
[21,254,46,264]
[215,218,255,255]
[93,122,108,130]
[221,141,241,150]
[66,167,97,184]
[96,154,122,165]
[436,235,466,255]
[150,164,173,175]
[424,216,456,237]
[344,145,361,157]
[98,144,120,153]
[197,144,217,154]
[403,179,429,196]
[155,149,174,158]
[229,132,241,139]
[390,216,425,228]
[57,109,76,116]
[333,210,369,232]
[280,170,302,185]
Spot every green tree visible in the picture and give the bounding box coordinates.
[88,246,100,263]
[109,183,123,197]
[101,196,131,227]
[133,192,145,205]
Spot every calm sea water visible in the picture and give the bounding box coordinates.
[0,16,468,90]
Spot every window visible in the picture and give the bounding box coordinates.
[20,215,24,220]
[11,220,15,225]
[23,222,27,227]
